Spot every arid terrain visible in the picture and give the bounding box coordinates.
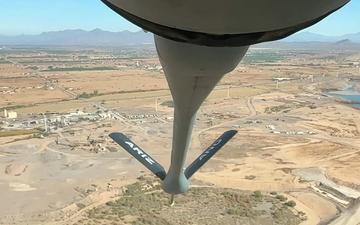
[0,42,360,225]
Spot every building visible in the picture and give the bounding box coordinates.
[6,111,17,119]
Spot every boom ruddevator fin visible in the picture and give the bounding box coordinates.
[109,132,167,180]
[185,130,238,179]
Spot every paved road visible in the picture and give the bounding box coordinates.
[329,200,360,225]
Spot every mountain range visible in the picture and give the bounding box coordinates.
[0,29,359,46]
[0,29,153,46]
[283,31,360,43]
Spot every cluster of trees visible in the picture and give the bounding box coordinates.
[77,90,99,99]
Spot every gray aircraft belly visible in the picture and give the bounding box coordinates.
[104,0,349,35]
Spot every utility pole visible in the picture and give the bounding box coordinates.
[155,97,159,112]
[43,114,48,133]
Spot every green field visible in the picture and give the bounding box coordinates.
[42,66,117,72]
[0,129,39,138]
[0,58,10,64]
[243,50,286,64]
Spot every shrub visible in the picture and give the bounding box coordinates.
[253,190,262,199]
[276,195,287,202]
[284,200,296,207]
[245,175,256,180]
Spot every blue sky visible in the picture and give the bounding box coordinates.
[0,0,359,36]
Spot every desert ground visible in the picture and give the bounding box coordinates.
[0,43,360,225]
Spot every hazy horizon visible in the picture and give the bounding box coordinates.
[0,28,359,38]
[0,0,359,36]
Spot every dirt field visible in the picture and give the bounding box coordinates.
[1,45,360,224]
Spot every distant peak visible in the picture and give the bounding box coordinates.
[90,28,104,32]
[335,39,352,44]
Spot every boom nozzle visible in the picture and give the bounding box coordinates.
[170,194,175,206]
